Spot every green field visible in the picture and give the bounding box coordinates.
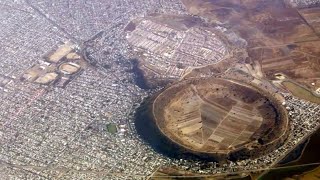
[282,81,320,104]
[106,123,118,134]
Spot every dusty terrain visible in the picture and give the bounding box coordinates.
[181,0,320,100]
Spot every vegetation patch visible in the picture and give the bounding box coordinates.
[282,81,320,104]
[106,123,118,134]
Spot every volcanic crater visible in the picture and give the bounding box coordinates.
[153,78,289,158]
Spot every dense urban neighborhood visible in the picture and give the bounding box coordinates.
[0,0,320,179]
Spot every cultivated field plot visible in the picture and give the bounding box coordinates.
[300,7,320,32]
[156,78,281,153]
[254,41,320,92]
[181,0,320,95]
